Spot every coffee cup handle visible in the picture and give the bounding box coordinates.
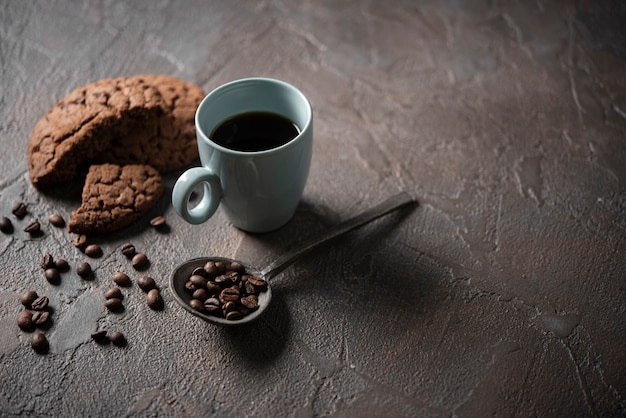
[172,167,223,224]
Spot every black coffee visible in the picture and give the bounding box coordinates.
[210,111,299,152]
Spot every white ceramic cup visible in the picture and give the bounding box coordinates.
[172,78,313,233]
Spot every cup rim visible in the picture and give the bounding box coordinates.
[195,77,312,156]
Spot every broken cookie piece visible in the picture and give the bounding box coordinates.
[68,164,164,235]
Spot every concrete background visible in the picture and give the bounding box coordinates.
[1,0,624,416]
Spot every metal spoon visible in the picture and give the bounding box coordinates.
[169,192,415,326]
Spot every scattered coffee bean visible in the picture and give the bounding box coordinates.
[54,258,69,272]
[137,276,157,292]
[146,289,164,310]
[31,332,49,354]
[24,219,41,234]
[0,216,13,234]
[31,296,49,311]
[112,271,131,287]
[109,331,126,347]
[73,234,88,249]
[84,244,102,258]
[149,216,166,229]
[104,298,123,312]
[48,214,65,227]
[131,253,149,270]
[32,310,50,327]
[20,290,39,308]
[90,330,108,344]
[12,202,27,218]
[76,261,93,279]
[44,268,60,284]
[41,253,55,270]
[17,310,35,331]
[120,243,136,258]
[104,287,123,300]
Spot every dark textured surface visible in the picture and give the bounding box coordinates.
[1,1,625,416]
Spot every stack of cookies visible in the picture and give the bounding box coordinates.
[27,75,204,235]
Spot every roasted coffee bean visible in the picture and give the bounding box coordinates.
[20,290,39,308]
[104,298,123,312]
[222,301,237,313]
[12,202,27,218]
[184,280,197,291]
[247,276,268,291]
[31,332,49,354]
[84,244,102,258]
[229,261,245,272]
[146,289,163,310]
[112,271,131,287]
[120,243,136,258]
[48,214,65,227]
[189,298,204,311]
[219,287,240,304]
[0,216,13,234]
[244,280,258,295]
[189,274,207,288]
[149,216,166,229]
[132,253,149,270]
[55,258,69,272]
[214,274,233,286]
[104,287,123,300]
[76,262,93,278]
[215,261,226,275]
[24,219,41,234]
[32,310,50,326]
[137,276,157,292]
[44,268,60,284]
[192,288,209,302]
[241,295,259,310]
[204,298,222,315]
[203,261,218,277]
[73,234,88,249]
[206,281,221,294]
[31,296,49,311]
[17,310,35,331]
[109,331,126,347]
[41,253,55,270]
[91,330,109,344]
[191,267,208,278]
[225,310,243,321]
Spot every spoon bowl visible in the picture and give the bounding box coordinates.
[170,192,415,326]
[170,256,271,326]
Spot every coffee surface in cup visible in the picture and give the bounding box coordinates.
[210,111,299,152]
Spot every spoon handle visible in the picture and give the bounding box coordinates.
[261,191,416,279]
